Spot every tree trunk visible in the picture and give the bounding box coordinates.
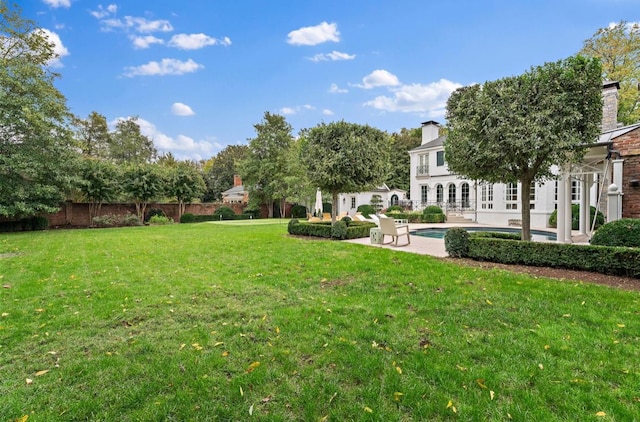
[520,176,532,241]
[267,201,274,218]
[332,191,338,223]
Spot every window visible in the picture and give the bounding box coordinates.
[436,151,445,167]
[447,184,456,205]
[461,183,470,208]
[506,182,518,210]
[481,184,493,209]
[417,153,429,176]
[351,197,356,209]
[530,182,536,210]
[420,185,428,204]
[571,179,581,202]
[436,184,443,204]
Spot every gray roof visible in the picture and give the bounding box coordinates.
[598,122,640,144]
[409,134,447,152]
[222,185,246,195]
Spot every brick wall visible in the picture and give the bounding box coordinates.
[613,127,640,218]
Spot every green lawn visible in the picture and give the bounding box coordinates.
[1,222,638,421]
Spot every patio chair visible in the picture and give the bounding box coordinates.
[379,217,410,246]
[322,213,332,221]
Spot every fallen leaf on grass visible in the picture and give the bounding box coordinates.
[179,344,186,351]
[213,342,224,347]
[249,404,254,416]
[476,378,487,389]
[395,366,402,374]
[240,386,244,396]
[246,361,260,373]
[2,284,11,289]
[490,390,495,400]
[393,392,404,401]
[261,395,272,403]
[364,406,373,413]
[485,299,493,305]
[16,416,28,422]
[446,400,457,413]
[25,378,33,385]
[1,313,8,317]
[617,324,625,328]
[222,351,229,357]
[596,411,606,417]
[35,370,49,376]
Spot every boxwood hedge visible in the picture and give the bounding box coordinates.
[287,220,375,239]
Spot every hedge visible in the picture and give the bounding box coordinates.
[181,213,254,223]
[462,236,640,278]
[385,212,446,223]
[287,220,376,239]
[0,216,49,232]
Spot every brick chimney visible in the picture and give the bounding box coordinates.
[233,175,242,187]
[421,120,440,145]
[601,81,620,132]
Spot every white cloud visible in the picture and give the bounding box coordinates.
[280,107,296,115]
[168,33,232,50]
[131,35,164,49]
[357,69,400,89]
[171,102,195,116]
[280,105,315,115]
[38,29,69,67]
[91,4,117,19]
[43,0,70,8]
[99,16,173,33]
[132,118,217,161]
[287,21,340,46]
[123,58,203,77]
[308,50,355,62]
[322,109,334,116]
[363,78,462,117]
[329,83,348,94]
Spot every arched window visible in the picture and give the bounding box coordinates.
[461,182,470,208]
[436,184,443,205]
[391,194,399,205]
[448,184,456,205]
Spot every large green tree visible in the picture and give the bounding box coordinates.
[109,117,157,164]
[0,2,78,218]
[387,127,422,192]
[77,158,121,223]
[166,161,206,219]
[202,144,248,202]
[445,55,603,240]
[73,111,111,158]
[580,21,640,125]
[240,112,294,218]
[121,163,165,220]
[300,120,391,223]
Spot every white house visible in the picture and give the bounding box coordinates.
[336,184,406,216]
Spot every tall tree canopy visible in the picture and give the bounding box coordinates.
[0,2,78,218]
[166,161,206,219]
[445,55,603,240]
[387,127,422,192]
[73,111,111,158]
[240,112,294,218]
[300,120,391,222]
[202,144,248,202]
[580,21,640,125]
[109,117,157,164]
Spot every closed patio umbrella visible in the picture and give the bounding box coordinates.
[314,188,323,217]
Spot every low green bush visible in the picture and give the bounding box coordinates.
[423,205,444,215]
[144,208,166,223]
[444,227,470,258]
[180,213,196,223]
[331,221,348,239]
[548,204,604,230]
[470,231,521,241]
[290,205,307,219]
[92,213,142,228]
[120,213,143,226]
[0,216,49,232]
[421,213,446,223]
[213,206,236,220]
[288,220,375,239]
[386,205,404,213]
[591,218,640,248]
[357,204,375,218]
[148,215,173,225]
[287,218,299,233]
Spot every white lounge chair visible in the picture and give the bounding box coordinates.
[379,217,410,246]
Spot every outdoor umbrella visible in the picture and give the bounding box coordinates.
[314,188,323,217]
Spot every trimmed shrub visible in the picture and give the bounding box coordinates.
[287,218,299,233]
[30,216,49,230]
[180,213,197,223]
[120,213,143,226]
[144,208,166,223]
[444,227,470,258]
[470,231,521,241]
[341,215,352,226]
[290,205,307,219]
[92,213,141,227]
[148,215,173,225]
[386,205,404,213]
[213,206,236,220]
[423,205,444,215]
[421,213,446,223]
[357,204,375,218]
[331,221,348,239]
[548,204,604,230]
[288,220,375,239]
[591,218,640,248]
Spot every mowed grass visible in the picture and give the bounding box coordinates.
[0,222,638,421]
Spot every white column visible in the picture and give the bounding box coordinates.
[557,174,567,243]
[585,174,593,234]
[564,173,573,242]
[579,175,588,235]
[612,159,624,193]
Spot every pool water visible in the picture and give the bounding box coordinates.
[411,226,557,242]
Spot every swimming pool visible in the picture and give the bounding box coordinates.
[411,226,557,241]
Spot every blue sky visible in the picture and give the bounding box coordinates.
[22,0,640,161]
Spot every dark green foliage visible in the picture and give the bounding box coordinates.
[322,202,332,214]
[386,205,403,213]
[180,213,196,223]
[144,208,166,222]
[444,227,470,258]
[92,213,142,228]
[465,237,640,278]
[331,221,348,239]
[548,204,604,230]
[357,204,375,218]
[0,216,49,232]
[470,231,521,241]
[423,206,444,215]
[148,215,172,225]
[287,219,299,233]
[213,206,236,220]
[290,205,307,218]
[591,218,640,247]
[288,221,375,239]
[341,215,352,226]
